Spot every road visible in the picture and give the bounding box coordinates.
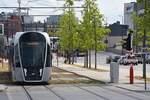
[75,51,150,73]
[0,84,150,100]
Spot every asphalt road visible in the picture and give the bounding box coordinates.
[0,84,150,100]
[76,51,150,73]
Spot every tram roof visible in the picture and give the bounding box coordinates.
[13,31,50,45]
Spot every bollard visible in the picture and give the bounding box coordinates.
[130,64,134,84]
[110,62,119,83]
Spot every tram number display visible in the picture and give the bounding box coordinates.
[26,42,40,46]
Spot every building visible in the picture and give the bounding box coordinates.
[0,12,22,38]
[0,12,7,21]
[124,2,136,30]
[22,15,34,24]
[23,21,45,32]
[124,1,150,30]
[47,15,61,32]
[107,21,129,48]
[0,12,34,37]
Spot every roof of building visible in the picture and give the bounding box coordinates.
[108,21,129,36]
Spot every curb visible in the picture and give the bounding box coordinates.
[115,85,150,92]
[68,63,110,72]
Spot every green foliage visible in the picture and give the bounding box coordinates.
[65,0,74,6]
[80,0,110,51]
[58,0,110,52]
[132,0,150,46]
[58,0,79,52]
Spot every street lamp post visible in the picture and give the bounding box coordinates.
[143,0,148,90]
[17,0,24,31]
[17,0,21,20]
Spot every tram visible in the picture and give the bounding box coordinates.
[10,31,52,82]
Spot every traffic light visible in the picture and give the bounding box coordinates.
[122,33,132,51]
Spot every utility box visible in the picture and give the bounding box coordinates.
[110,62,119,83]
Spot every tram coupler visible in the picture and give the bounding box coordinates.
[130,64,134,84]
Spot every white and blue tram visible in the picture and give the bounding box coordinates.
[11,31,52,82]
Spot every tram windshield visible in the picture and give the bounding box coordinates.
[20,32,46,68]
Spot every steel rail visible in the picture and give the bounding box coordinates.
[22,86,34,100]
[44,85,65,100]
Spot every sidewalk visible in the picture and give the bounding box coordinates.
[53,56,150,91]
[0,85,7,92]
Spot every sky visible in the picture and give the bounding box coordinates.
[0,0,136,24]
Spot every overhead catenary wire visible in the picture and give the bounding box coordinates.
[24,0,52,6]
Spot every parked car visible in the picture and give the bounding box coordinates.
[112,56,121,62]
[146,54,150,64]
[118,56,126,65]
[134,53,143,64]
[106,56,113,64]
[106,55,120,64]
[124,55,138,65]
[134,53,150,64]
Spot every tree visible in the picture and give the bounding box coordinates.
[132,0,150,49]
[132,0,150,79]
[81,0,110,69]
[58,0,79,64]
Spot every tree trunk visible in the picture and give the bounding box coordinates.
[95,49,97,70]
[84,51,88,68]
[88,50,91,69]
[84,54,86,68]
[68,52,71,64]
[86,51,88,68]
[71,51,74,64]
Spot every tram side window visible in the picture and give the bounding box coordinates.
[46,45,50,67]
[15,45,21,68]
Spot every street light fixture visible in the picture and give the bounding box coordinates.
[17,0,21,16]
[17,0,21,4]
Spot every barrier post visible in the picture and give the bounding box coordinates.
[130,64,134,84]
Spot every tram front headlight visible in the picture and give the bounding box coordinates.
[40,69,43,76]
[24,68,27,76]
